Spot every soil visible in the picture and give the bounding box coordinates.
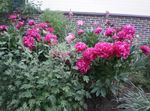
[86,96,119,111]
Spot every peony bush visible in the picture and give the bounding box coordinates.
[72,19,149,97]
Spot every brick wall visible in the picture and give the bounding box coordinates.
[65,12,150,43]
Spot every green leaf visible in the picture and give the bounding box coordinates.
[101,88,106,97]
[48,95,56,105]
[19,91,32,98]
[96,89,100,97]
[20,84,33,89]
[91,87,98,93]
[62,86,70,92]
[83,76,89,83]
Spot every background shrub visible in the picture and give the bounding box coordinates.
[0,16,88,111]
[0,0,12,13]
[20,0,42,17]
[40,9,67,38]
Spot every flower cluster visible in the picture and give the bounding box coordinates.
[14,17,57,50]
[113,24,135,42]
[75,41,131,74]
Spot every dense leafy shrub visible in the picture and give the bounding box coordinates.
[0,55,87,111]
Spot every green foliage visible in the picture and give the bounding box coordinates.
[20,0,41,17]
[0,0,12,13]
[80,31,100,47]
[117,86,150,111]
[89,55,135,97]
[130,41,150,89]
[130,55,150,89]
[0,57,87,111]
[0,0,12,24]
[40,9,67,40]
[0,17,87,111]
[79,31,114,48]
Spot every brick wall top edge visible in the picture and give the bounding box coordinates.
[64,11,150,19]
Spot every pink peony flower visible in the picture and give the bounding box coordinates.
[0,25,8,31]
[95,42,114,59]
[65,33,75,43]
[26,29,41,41]
[77,20,84,26]
[26,29,38,37]
[76,58,90,74]
[46,27,54,33]
[82,48,97,61]
[18,21,24,26]
[16,21,25,29]
[114,41,130,59]
[16,25,21,29]
[94,26,102,35]
[123,24,135,36]
[44,33,58,45]
[23,36,35,50]
[114,31,126,41]
[28,20,35,26]
[104,27,116,36]
[140,45,150,56]
[9,14,17,20]
[78,29,84,35]
[113,24,135,41]
[74,42,87,52]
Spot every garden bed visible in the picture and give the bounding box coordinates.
[0,8,150,111]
